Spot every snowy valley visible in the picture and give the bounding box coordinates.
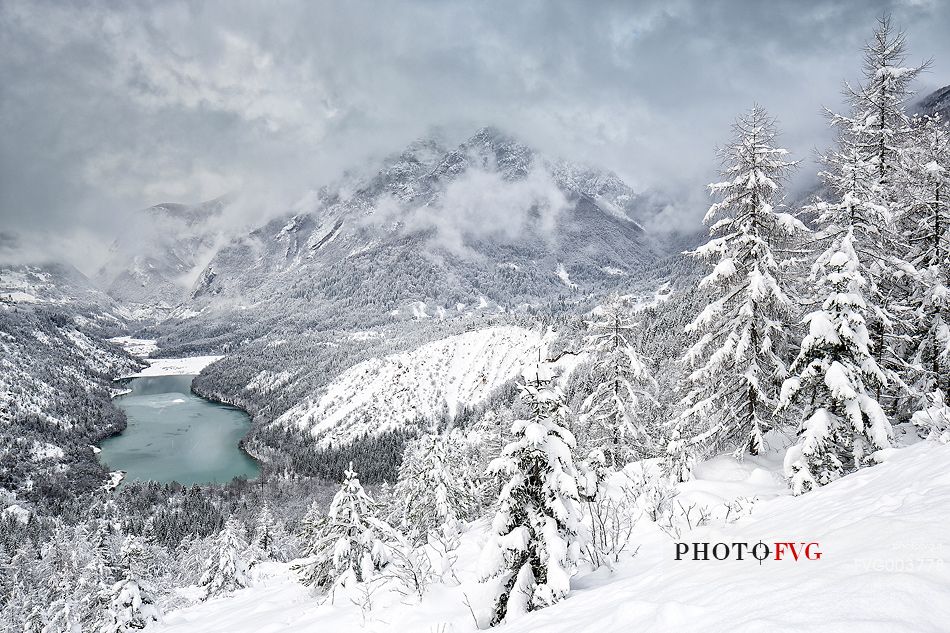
[3,8,950,633]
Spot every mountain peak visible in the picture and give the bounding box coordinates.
[423,126,535,183]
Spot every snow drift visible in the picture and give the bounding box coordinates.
[157,439,950,632]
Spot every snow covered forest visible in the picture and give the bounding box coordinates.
[2,12,950,633]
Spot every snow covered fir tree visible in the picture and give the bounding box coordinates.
[670,105,802,472]
[3,7,950,633]
[579,293,657,466]
[388,430,480,544]
[100,537,163,632]
[295,464,395,601]
[779,229,894,493]
[198,519,250,600]
[478,366,585,626]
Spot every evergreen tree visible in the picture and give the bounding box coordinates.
[198,519,250,600]
[389,431,479,544]
[902,114,950,403]
[912,389,950,442]
[2,542,44,632]
[672,106,801,469]
[835,16,926,189]
[580,293,657,466]
[821,15,928,410]
[468,410,511,511]
[78,551,114,632]
[780,229,894,494]
[296,464,395,600]
[40,524,94,633]
[253,502,291,562]
[479,367,585,626]
[99,536,161,632]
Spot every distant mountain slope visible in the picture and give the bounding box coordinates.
[914,83,950,120]
[273,325,544,446]
[94,197,229,309]
[0,301,141,502]
[0,263,129,330]
[176,128,666,333]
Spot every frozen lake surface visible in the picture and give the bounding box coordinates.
[99,374,259,485]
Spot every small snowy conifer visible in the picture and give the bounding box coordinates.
[198,519,249,600]
[580,293,657,466]
[479,366,585,626]
[780,229,894,494]
[296,464,395,601]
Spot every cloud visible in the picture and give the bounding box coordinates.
[2,0,950,273]
[364,165,570,258]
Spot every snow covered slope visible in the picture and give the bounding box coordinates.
[915,83,950,121]
[119,355,225,378]
[0,263,128,326]
[0,302,142,498]
[156,440,950,633]
[274,326,544,446]
[94,198,229,308]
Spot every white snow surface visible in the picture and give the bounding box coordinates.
[2,504,30,524]
[108,336,159,358]
[120,355,224,378]
[0,290,40,303]
[156,440,950,632]
[555,262,578,289]
[275,326,545,446]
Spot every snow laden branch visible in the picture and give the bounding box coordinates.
[780,229,894,494]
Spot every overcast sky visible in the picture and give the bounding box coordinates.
[3,0,950,269]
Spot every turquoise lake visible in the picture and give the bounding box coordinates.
[99,374,260,485]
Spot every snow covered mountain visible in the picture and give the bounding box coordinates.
[175,128,666,331]
[94,197,229,310]
[0,262,130,328]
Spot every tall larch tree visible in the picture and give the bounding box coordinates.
[823,15,928,411]
[580,293,657,467]
[670,106,801,474]
[902,114,950,403]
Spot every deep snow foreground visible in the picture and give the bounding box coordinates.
[158,441,950,633]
